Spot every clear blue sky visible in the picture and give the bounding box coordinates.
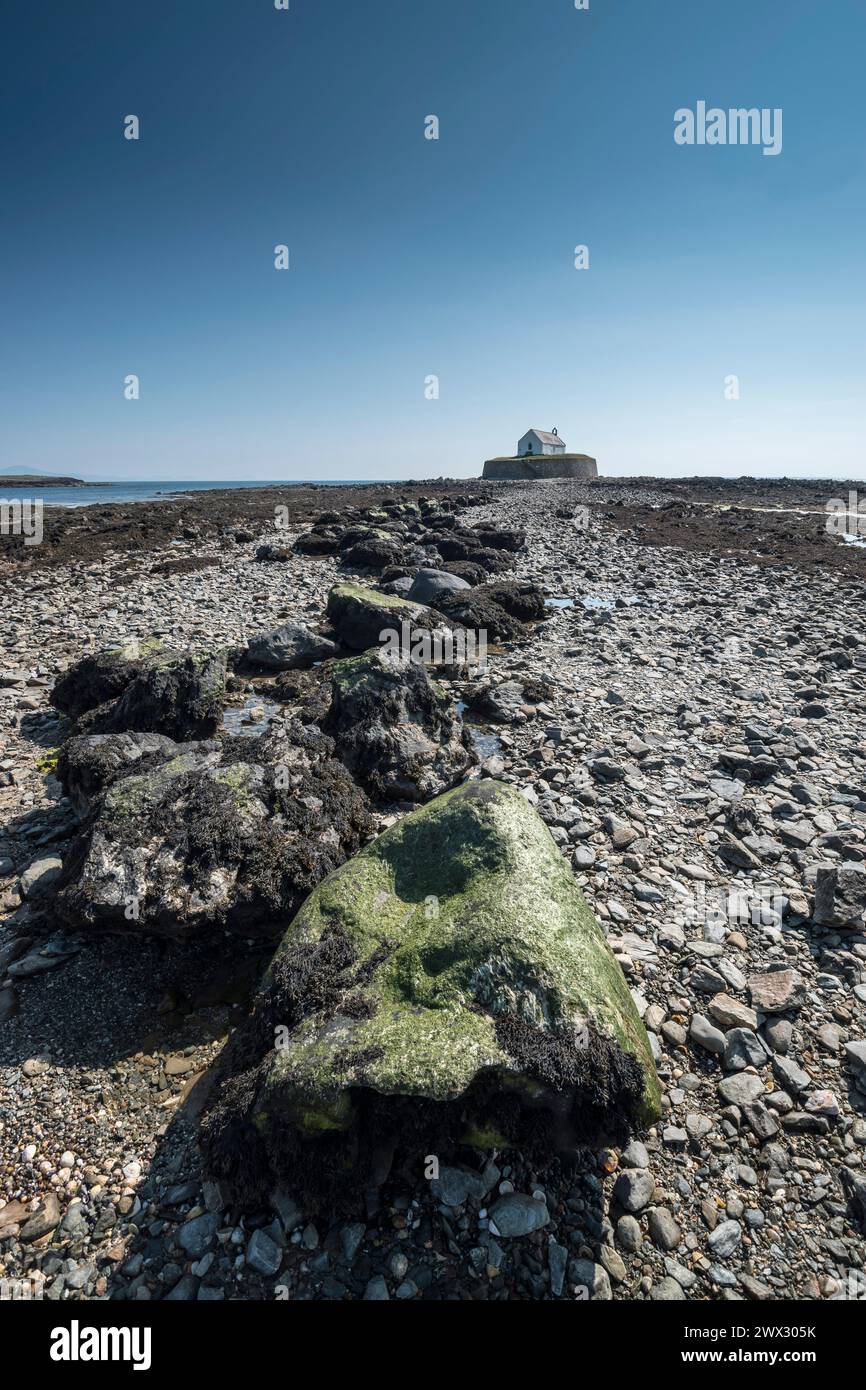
[2,0,864,480]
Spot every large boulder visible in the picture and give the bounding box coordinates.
[325,582,442,652]
[323,648,474,802]
[83,651,228,742]
[382,576,414,598]
[53,725,373,937]
[243,625,339,672]
[51,638,162,720]
[200,780,660,1208]
[408,568,471,605]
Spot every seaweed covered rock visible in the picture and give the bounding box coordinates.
[436,560,489,587]
[340,536,404,571]
[292,529,342,556]
[51,638,163,720]
[83,651,228,742]
[52,724,373,937]
[254,544,292,562]
[323,648,474,802]
[473,580,546,622]
[466,523,526,552]
[437,590,527,643]
[57,731,193,815]
[200,780,661,1208]
[325,582,443,652]
[468,547,516,575]
[270,664,335,724]
[421,531,478,561]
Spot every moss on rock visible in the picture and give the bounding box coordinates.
[325,582,443,651]
[201,780,661,1208]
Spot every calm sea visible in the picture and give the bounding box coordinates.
[1,480,382,509]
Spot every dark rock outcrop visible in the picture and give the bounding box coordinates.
[437,591,527,643]
[82,651,228,742]
[340,537,404,571]
[52,725,373,937]
[324,648,474,802]
[51,639,163,720]
[254,544,292,562]
[464,524,526,552]
[472,580,546,622]
[292,530,342,556]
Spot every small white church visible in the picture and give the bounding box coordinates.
[517,427,566,457]
[482,427,597,480]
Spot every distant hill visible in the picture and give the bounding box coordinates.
[0,473,95,487]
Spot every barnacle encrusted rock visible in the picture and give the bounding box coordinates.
[52,725,373,937]
[200,780,660,1207]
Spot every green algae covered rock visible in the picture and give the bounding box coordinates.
[325,581,442,651]
[200,780,661,1207]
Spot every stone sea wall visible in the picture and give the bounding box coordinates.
[482,455,598,481]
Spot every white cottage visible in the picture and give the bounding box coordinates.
[517,428,566,457]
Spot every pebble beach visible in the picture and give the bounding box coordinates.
[1,474,865,1303]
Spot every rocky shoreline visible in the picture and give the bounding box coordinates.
[0,476,96,489]
[1,476,865,1303]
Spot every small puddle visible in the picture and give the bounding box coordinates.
[580,595,640,611]
[456,700,504,761]
[468,727,504,760]
[545,596,575,610]
[222,697,281,738]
